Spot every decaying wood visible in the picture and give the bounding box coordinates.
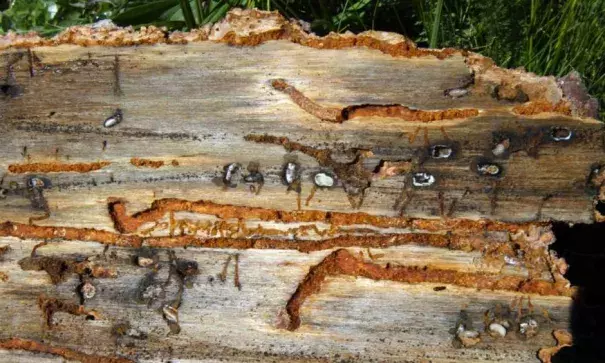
[0,8,602,363]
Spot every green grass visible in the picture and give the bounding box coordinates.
[1,0,604,118]
[413,0,605,118]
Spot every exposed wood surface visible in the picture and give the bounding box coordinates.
[0,8,601,363]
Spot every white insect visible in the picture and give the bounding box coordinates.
[444,87,469,98]
[223,163,241,186]
[519,318,538,335]
[80,282,96,299]
[489,322,507,337]
[103,109,123,128]
[314,172,335,187]
[504,255,521,266]
[284,162,299,185]
[162,305,179,324]
[137,256,155,268]
[492,142,508,156]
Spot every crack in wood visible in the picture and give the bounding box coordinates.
[447,188,471,218]
[407,127,421,144]
[0,219,461,252]
[1,52,23,98]
[393,187,414,216]
[438,191,445,217]
[0,216,556,279]
[218,253,241,289]
[9,120,205,141]
[151,231,455,251]
[26,49,34,77]
[113,55,123,96]
[0,337,133,363]
[0,243,8,282]
[0,199,561,285]
[271,79,479,123]
[283,249,574,331]
[107,198,537,235]
[490,181,500,215]
[535,194,554,221]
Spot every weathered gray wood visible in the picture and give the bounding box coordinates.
[0,238,572,362]
[0,40,601,223]
[0,8,598,363]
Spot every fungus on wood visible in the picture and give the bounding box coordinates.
[0,8,602,363]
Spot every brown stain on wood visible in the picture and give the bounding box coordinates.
[0,337,133,363]
[8,161,110,173]
[271,78,479,123]
[0,221,141,247]
[512,100,572,116]
[270,79,342,122]
[538,329,573,363]
[38,294,100,328]
[19,255,117,284]
[130,158,165,168]
[129,158,179,168]
[284,249,574,331]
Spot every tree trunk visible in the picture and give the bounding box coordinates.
[0,8,602,363]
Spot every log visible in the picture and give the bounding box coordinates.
[0,8,602,362]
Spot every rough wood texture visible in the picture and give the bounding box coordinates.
[0,8,602,363]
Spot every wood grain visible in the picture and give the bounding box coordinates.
[0,8,599,362]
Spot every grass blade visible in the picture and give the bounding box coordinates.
[429,0,443,48]
[179,0,197,29]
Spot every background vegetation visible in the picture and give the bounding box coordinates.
[0,0,603,116]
